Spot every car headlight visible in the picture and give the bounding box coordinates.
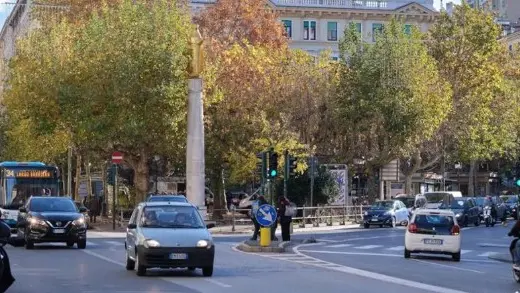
[364,211,368,216]
[72,217,86,226]
[456,214,461,217]
[197,240,211,248]
[144,239,161,248]
[29,217,46,226]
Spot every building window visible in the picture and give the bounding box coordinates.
[404,24,413,35]
[282,20,292,38]
[372,23,383,41]
[327,21,338,41]
[304,20,316,40]
[355,23,362,34]
[332,56,339,61]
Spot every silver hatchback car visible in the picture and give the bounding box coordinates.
[124,201,214,276]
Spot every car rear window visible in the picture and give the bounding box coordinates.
[413,214,455,235]
[148,196,187,202]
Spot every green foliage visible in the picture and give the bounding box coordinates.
[336,19,451,168]
[275,168,337,206]
[428,3,519,161]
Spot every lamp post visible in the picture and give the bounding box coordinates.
[153,155,160,193]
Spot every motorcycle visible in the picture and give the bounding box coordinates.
[483,206,496,227]
[0,219,15,292]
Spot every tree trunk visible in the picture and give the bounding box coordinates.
[101,163,107,216]
[60,164,66,196]
[210,168,225,220]
[85,159,92,202]
[404,174,413,194]
[74,154,82,201]
[468,160,476,196]
[366,166,379,202]
[132,150,149,204]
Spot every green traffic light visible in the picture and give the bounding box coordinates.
[516,179,520,187]
[270,170,277,177]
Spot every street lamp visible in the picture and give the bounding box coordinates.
[455,163,462,191]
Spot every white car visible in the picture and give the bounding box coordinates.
[404,209,461,261]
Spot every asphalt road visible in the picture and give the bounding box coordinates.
[4,224,518,293]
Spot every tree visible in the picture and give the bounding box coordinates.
[336,20,451,199]
[427,4,520,195]
[194,0,288,56]
[4,0,194,202]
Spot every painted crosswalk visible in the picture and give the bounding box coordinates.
[321,242,504,258]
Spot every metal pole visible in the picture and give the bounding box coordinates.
[112,164,118,231]
[284,150,288,200]
[310,156,315,207]
[261,152,266,196]
[67,146,72,196]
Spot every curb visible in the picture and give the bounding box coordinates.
[235,240,292,253]
[487,253,511,263]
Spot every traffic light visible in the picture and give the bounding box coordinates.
[268,152,278,178]
[256,152,266,178]
[288,156,297,176]
[107,165,115,185]
[516,179,520,187]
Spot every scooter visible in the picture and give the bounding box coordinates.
[484,206,496,227]
[0,219,15,293]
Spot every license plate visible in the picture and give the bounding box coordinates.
[371,217,378,221]
[424,239,443,245]
[53,228,66,234]
[169,253,187,260]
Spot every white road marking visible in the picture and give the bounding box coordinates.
[204,279,232,288]
[105,240,122,246]
[477,252,495,257]
[386,246,404,251]
[354,245,383,249]
[478,243,510,248]
[86,241,97,246]
[460,250,472,254]
[411,259,483,274]
[326,244,353,248]
[82,249,233,288]
[317,239,341,243]
[294,244,470,293]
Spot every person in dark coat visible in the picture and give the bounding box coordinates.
[0,214,15,292]
[509,218,520,270]
[89,197,100,223]
[278,196,293,241]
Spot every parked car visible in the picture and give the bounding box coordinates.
[423,192,462,209]
[405,209,461,261]
[502,195,518,219]
[146,194,188,203]
[363,200,409,228]
[439,197,480,227]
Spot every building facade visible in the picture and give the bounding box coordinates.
[467,0,520,23]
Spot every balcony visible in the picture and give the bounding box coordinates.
[269,0,434,10]
[189,0,435,10]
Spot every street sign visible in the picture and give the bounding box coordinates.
[255,204,277,227]
[112,152,123,164]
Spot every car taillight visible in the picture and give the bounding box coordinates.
[408,223,417,233]
[451,225,460,235]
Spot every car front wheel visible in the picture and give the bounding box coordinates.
[202,266,213,277]
[77,239,87,249]
[135,252,147,276]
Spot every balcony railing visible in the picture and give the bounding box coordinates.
[189,0,435,10]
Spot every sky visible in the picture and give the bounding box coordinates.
[0,0,463,34]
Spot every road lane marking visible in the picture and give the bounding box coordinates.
[460,250,472,254]
[354,245,383,249]
[317,239,341,243]
[411,259,483,274]
[478,243,509,248]
[477,252,495,257]
[326,244,353,248]
[294,244,470,293]
[386,246,404,251]
[204,279,232,288]
[86,241,98,246]
[105,240,122,246]
[81,249,232,288]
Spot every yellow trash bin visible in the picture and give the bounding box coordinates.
[259,227,271,247]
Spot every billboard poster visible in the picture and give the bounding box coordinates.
[329,169,347,205]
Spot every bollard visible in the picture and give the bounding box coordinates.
[259,227,271,247]
[299,206,306,228]
[327,207,333,226]
[231,205,236,232]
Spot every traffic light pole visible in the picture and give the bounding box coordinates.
[112,164,118,231]
[284,150,289,200]
[261,152,266,196]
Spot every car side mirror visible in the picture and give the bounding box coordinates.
[19,207,27,213]
[127,223,137,229]
[79,207,88,213]
[206,223,215,229]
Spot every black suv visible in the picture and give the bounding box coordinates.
[15,196,88,249]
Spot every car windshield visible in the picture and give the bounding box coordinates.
[440,200,465,209]
[148,196,187,203]
[399,198,415,208]
[30,198,78,213]
[370,201,393,209]
[139,206,204,228]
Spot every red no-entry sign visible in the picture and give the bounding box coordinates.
[112,151,123,164]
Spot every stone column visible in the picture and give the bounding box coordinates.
[186,78,207,220]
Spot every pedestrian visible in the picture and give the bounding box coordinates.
[278,196,294,242]
[249,195,267,241]
[89,197,100,223]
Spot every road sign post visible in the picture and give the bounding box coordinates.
[111,152,122,231]
[284,150,289,200]
[255,204,277,247]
